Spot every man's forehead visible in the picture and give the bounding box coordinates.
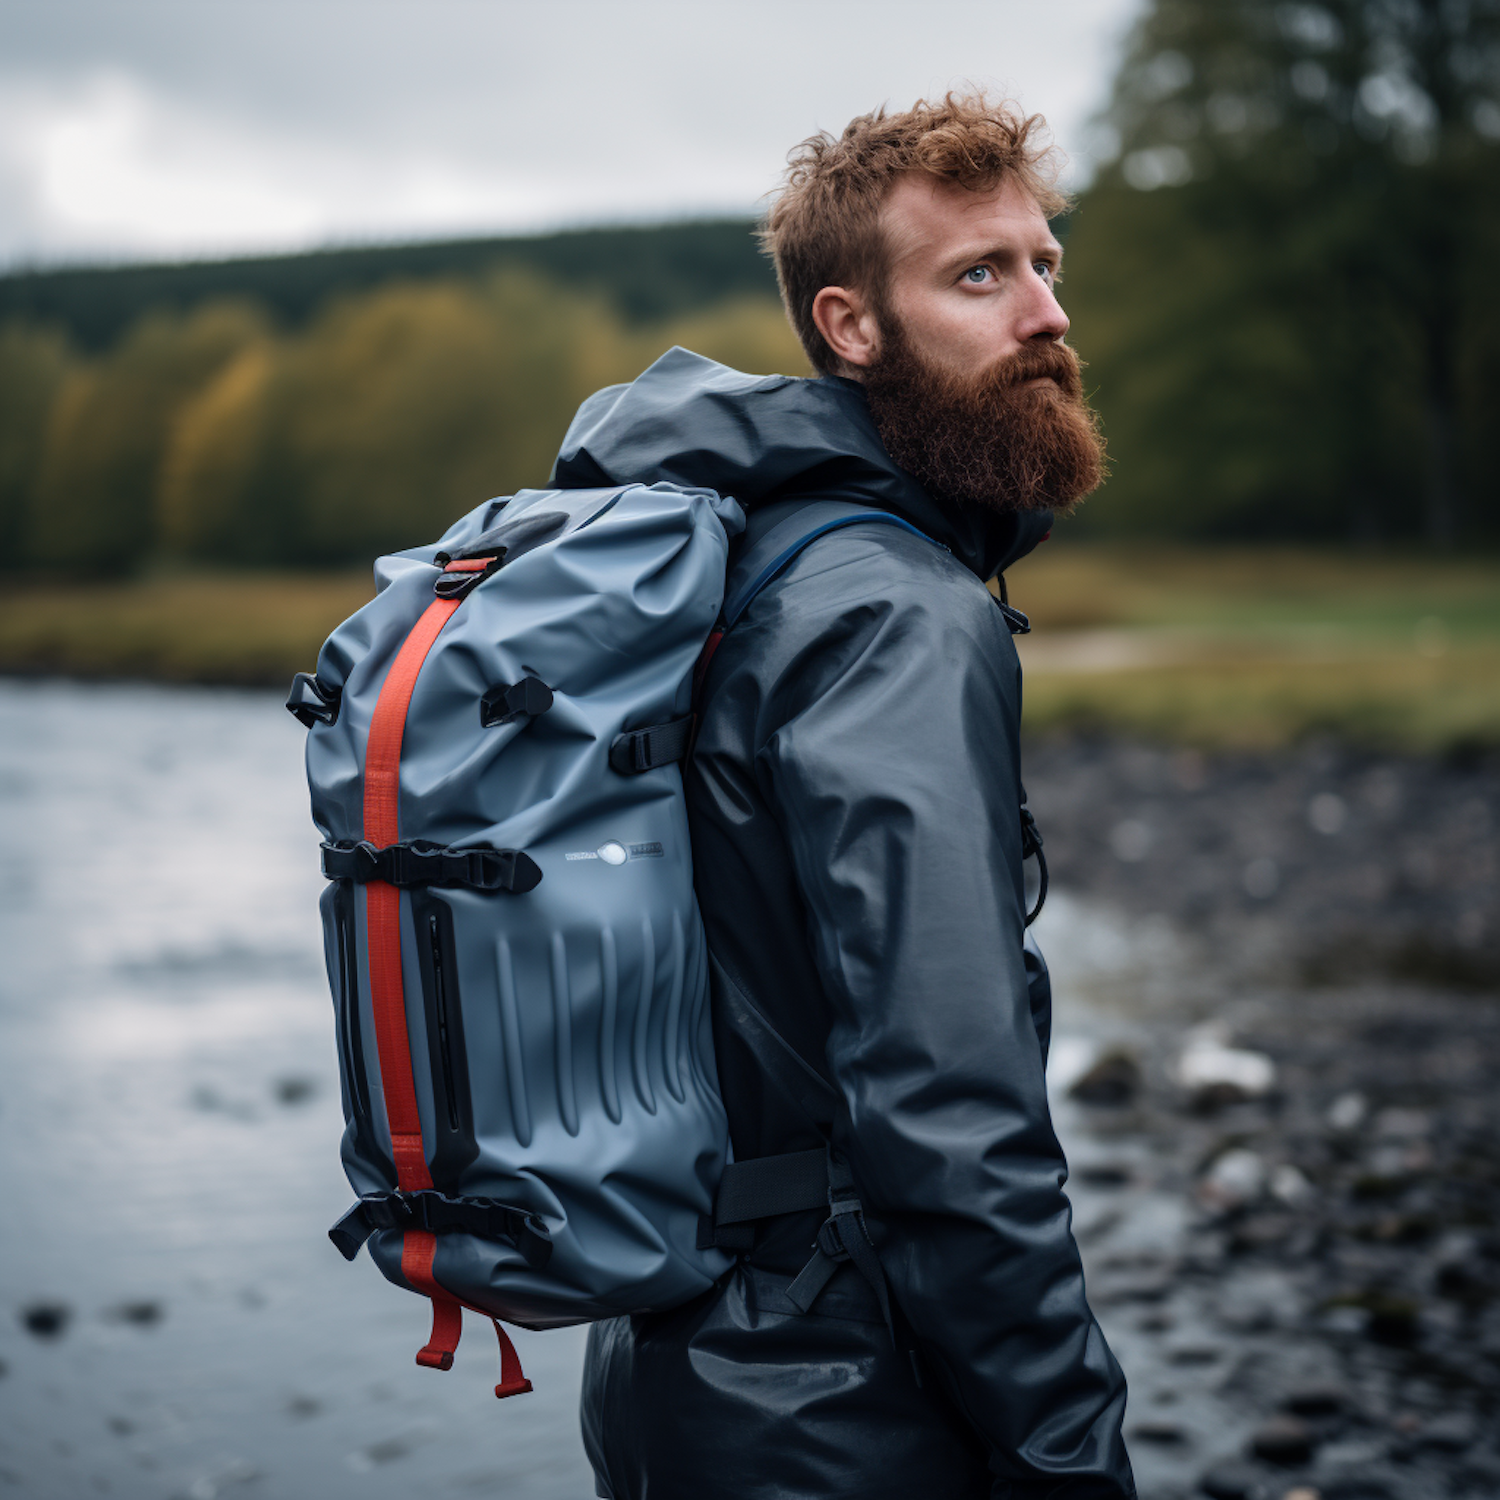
[880,173,1058,268]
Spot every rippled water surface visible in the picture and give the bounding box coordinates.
[0,681,594,1500]
[1,679,1190,1500]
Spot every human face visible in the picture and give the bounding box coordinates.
[850,175,1104,515]
[873,172,1069,378]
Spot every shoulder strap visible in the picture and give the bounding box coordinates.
[721,499,945,631]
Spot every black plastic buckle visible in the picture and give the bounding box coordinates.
[815,1217,850,1263]
[433,555,502,600]
[285,672,341,728]
[480,676,554,728]
[355,1192,553,1266]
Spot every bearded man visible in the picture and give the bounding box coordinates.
[554,94,1135,1500]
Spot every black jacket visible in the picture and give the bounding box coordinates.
[553,349,1134,1500]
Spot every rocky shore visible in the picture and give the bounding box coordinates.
[1026,738,1500,1500]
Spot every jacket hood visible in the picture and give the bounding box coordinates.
[550,346,1051,582]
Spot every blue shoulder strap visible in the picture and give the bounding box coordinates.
[720,499,945,631]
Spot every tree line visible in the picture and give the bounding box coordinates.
[0,274,805,575]
[1061,0,1500,545]
[1,0,1495,577]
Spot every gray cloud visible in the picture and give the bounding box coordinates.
[0,0,1143,267]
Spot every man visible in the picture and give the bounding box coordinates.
[554,94,1134,1499]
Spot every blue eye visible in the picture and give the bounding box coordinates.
[963,266,991,284]
[1034,262,1056,284]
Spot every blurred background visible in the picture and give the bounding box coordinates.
[0,2,1497,1498]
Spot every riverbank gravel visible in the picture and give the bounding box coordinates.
[1027,738,1500,1499]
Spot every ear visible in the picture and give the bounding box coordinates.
[811,285,881,371]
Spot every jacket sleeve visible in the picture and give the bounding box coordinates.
[754,532,1134,1498]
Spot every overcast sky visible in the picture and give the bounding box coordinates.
[0,0,1144,269]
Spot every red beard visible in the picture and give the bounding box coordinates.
[862,328,1107,515]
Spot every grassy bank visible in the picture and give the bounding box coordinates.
[0,572,374,685]
[1005,545,1500,751]
[2,546,1497,749]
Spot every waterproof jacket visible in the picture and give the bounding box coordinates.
[552,349,1135,1500]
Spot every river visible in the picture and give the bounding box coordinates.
[0,678,1199,1500]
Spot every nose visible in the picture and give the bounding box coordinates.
[1020,272,1069,344]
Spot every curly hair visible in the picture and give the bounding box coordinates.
[761,93,1069,375]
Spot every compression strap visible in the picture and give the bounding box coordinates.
[360,558,531,1398]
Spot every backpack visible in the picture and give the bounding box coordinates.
[288,484,1035,1396]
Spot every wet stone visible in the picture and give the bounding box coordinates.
[1282,1384,1347,1418]
[1414,1412,1476,1452]
[273,1075,317,1105]
[1314,1473,1393,1499]
[1455,1454,1500,1491]
[1132,1419,1189,1445]
[1167,1344,1222,1366]
[1231,1214,1297,1252]
[1251,1415,1316,1465]
[1069,1050,1142,1106]
[20,1302,71,1339]
[1091,1263,1175,1304]
[1076,1162,1135,1187]
[1362,1297,1420,1347]
[356,1436,411,1467]
[1199,1462,1268,1500]
[1200,1148,1267,1210]
[104,1299,163,1327]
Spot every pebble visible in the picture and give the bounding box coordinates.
[1177,1030,1276,1107]
[1198,1463,1267,1500]
[1269,1164,1314,1206]
[272,1075,317,1105]
[1069,1050,1142,1106]
[1281,1384,1346,1418]
[1415,1412,1476,1452]
[1076,1161,1135,1187]
[20,1302,71,1339]
[1200,1148,1266,1209]
[1372,1107,1430,1141]
[1250,1414,1315,1465]
[1166,1345,1221,1366]
[1325,1092,1367,1132]
[1132,1419,1188,1445]
[104,1299,163,1327]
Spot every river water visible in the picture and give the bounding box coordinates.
[0,678,1202,1500]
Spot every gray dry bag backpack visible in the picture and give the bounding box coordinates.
[288,482,957,1397]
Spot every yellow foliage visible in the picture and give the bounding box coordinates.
[15,269,804,572]
[0,321,72,568]
[645,297,808,380]
[159,341,275,558]
[31,301,267,573]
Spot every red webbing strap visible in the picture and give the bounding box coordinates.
[361,570,516,1392]
[491,1319,534,1399]
[402,1229,463,1369]
[402,1234,532,1395]
[362,572,532,1397]
[364,593,460,1195]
